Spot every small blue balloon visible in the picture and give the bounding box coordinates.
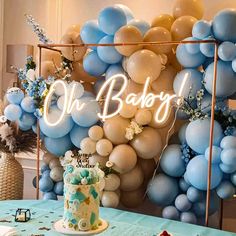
[200,37,215,57]
[41,164,50,174]
[220,136,236,149]
[160,144,186,177]
[185,37,200,54]
[216,181,235,199]
[147,174,179,206]
[220,163,236,174]
[19,123,32,131]
[4,104,22,121]
[39,176,54,192]
[176,44,205,68]
[192,20,212,40]
[175,194,192,212]
[184,172,191,185]
[179,178,190,192]
[187,186,204,203]
[162,206,180,220]
[21,96,36,113]
[178,123,188,144]
[32,175,41,188]
[232,58,236,73]
[221,148,236,166]
[32,124,44,139]
[203,57,214,70]
[204,146,222,164]
[98,6,127,35]
[83,51,108,77]
[42,170,51,178]
[115,4,134,22]
[19,112,36,127]
[70,125,89,148]
[230,171,236,186]
[44,135,73,157]
[97,35,122,64]
[43,191,58,200]
[6,87,24,104]
[53,181,64,196]
[180,212,197,224]
[218,41,236,61]
[128,19,150,35]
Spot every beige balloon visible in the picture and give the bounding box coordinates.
[138,158,156,180]
[103,116,129,145]
[120,164,144,191]
[36,50,61,67]
[60,31,87,61]
[96,139,113,156]
[130,127,162,159]
[167,50,182,71]
[173,0,204,20]
[122,80,144,99]
[144,27,172,54]
[127,49,162,84]
[80,137,96,154]
[104,174,120,191]
[89,153,108,167]
[40,61,55,78]
[171,16,197,41]
[109,144,137,174]
[151,65,177,92]
[49,158,61,169]
[101,191,119,208]
[66,24,80,33]
[151,14,175,31]
[114,25,143,56]
[88,125,104,141]
[122,56,129,72]
[119,101,137,119]
[134,109,152,125]
[43,152,56,165]
[50,166,64,182]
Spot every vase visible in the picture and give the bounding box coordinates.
[0,152,24,200]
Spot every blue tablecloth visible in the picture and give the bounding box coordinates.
[0,200,235,236]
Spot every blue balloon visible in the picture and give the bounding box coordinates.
[6,87,24,104]
[41,164,50,174]
[184,37,200,54]
[21,96,36,113]
[180,212,197,224]
[39,107,74,138]
[80,20,106,49]
[97,35,122,64]
[230,171,236,186]
[174,69,203,98]
[128,19,150,35]
[19,112,36,127]
[115,4,134,22]
[32,175,41,188]
[220,163,236,174]
[4,104,22,121]
[232,58,236,73]
[44,135,73,157]
[53,181,64,196]
[218,42,236,61]
[83,51,108,77]
[178,123,188,144]
[179,178,190,192]
[220,136,236,149]
[176,44,205,68]
[147,174,179,206]
[160,144,185,177]
[192,20,212,40]
[187,186,204,203]
[200,37,215,57]
[216,181,235,199]
[186,155,223,190]
[71,96,100,127]
[43,191,58,200]
[185,119,223,154]
[204,146,222,164]
[221,148,236,166]
[32,124,44,139]
[212,9,236,42]
[39,176,54,192]
[98,6,127,35]
[70,125,89,148]
[175,194,192,212]
[203,57,214,70]
[162,206,180,220]
[42,169,51,178]
[19,123,32,131]
[184,172,191,185]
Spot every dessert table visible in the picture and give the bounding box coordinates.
[0,200,235,236]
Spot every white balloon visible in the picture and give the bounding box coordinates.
[88,125,104,141]
[96,139,113,156]
[50,166,64,182]
[101,191,119,208]
[80,137,96,154]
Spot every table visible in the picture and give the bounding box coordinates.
[0,200,235,236]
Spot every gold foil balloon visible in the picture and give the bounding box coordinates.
[151,65,177,92]
[49,158,61,169]
[134,109,152,125]
[66,24,81,33]
[119,101,137,119]
[60,31,87,61]
[127,49,162,84]
[89,153,108,167]
[144,27,172,54]
[42,152,56,165]
[171,16,197,41]
[104,174,121,191]
[103,116,129,145]
[120,164,144,191]
[80,137,96,154]
[40,61,55,78]
[173,0,204,20]
[50,166,64,182]
[88,125,104,141]
[121,187,145,208]
[130,127,162,159]
[109,144,137,173]
[114,25,143,56]
[138,158,156,180]
[151,14,175,31]
[101,191,119,208]
[96,139,113,156]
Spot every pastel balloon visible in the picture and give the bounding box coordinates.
[115,4,134,22]
[104,174,120,191]
[21,97,36,113]
[179,178,190,192]
[144,27,172,54]
[220,136,236,149]
[186,155,223,190]
[43,152,56,165]
[218,41,236,61]
[103,116,129,145]
[204,146,222,164]
[6,87,24,104]
[69,125,89,148]
[44,135,73,157]
[175,194,192,212]
[187,186,204,202]
[130,127,162,159]
[162,206,180,220]
[89,153,108,167]
[232,58,236,73]
[178,123,188,144]
[221,148,236,166]
[185,37,200,54]
[39,50,61,67]
[192,20,212,39]
[180,212,197,224]
[147,174,179,206]
[101,191,119,208]
[151,14,174,31]
[120,165,144,191]
[4,104,22,121]
[54,181,64,195]
[171,16,197,41]
[39,176,54,192]
[50,166,64,182]
[230,172,236,186]
[216,181,235,199]
[128,19,150,35]
[98,6,127,35]
[88,125,103,141]
[43,192,58,200]
[96,139,113,156]
[138,158,156,180]
[186,119,223,154]
[19,123,32,131]
[220,163,236,174]
[67,81,84,99]
[109,144,137,174]
[134,109,152,126]
[19,112,36,127]
[66,24,80,33]
[80,137,96,154]
[204,61,236,97]
[127,49,162,84]
[49,158,62,169]
[160,144,185,177]
[199,37,215,57]
[119,102,137,119]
